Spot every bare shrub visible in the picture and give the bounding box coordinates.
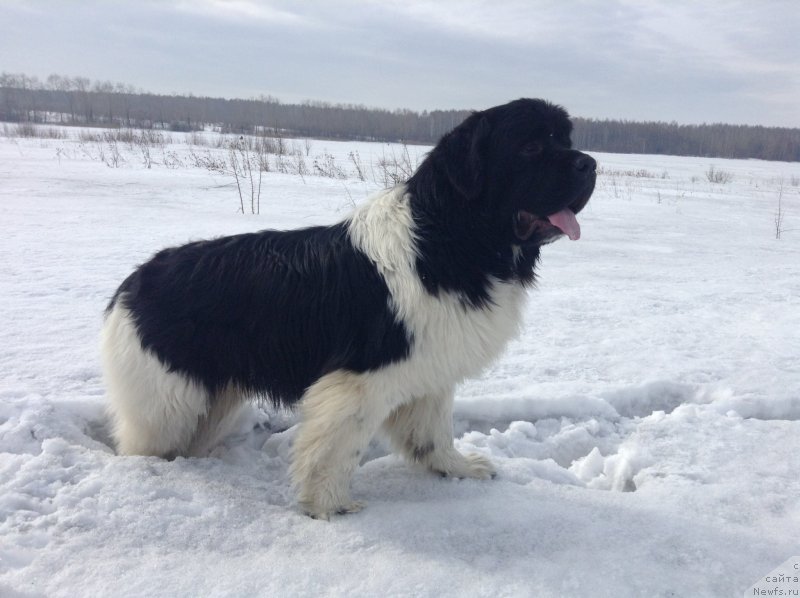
[217,137,265,214]
[374,143,417,188]
[774,179,785,239]
[16,123,68,139]
[194,137,264,214]
[610,175,619,199]
[313,153,347,179]
[273,154,288,174]
[113,128,137,146]
[706,165,733,184]
[138,129,169,147]
[11,122,39,138]
[597,166,661,179]
[140,143,153,168]
[78,130,101,143]
[276,135,289,156]
[290,150,308,181]
[255,135,279,155]
[104,138,123,168]
[188,131,207,147]
[188,148,226,171]
[3,123,67,139]
[131,130,164,169]
[161,149,184,169]
[348,150,366,181]
[76,140,96,161]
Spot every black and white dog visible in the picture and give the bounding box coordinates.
[102,98,596,519]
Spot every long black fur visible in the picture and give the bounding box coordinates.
[108,223,411,405]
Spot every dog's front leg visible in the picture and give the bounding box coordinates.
[382,391,496,479]
[290,370,388,520]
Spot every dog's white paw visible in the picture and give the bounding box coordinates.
[460,452,497,479]
[431,450,497,480]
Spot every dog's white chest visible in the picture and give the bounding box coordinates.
[405,281,526,386]
[349,188,526,396]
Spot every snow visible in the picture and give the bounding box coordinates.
[1,128,800,597]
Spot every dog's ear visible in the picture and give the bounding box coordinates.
[440,114,490,200]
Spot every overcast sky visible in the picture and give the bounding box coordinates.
[1,0,798,127]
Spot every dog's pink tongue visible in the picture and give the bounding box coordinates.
[547,209,581,240]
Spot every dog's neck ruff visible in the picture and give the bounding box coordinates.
[348,186,419,281]
[348,185,534,306]
[347,186,527,393]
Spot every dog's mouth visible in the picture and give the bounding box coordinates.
[513,188,591,243]
[513,207,581,242]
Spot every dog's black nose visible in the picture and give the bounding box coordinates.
[573,154,596,174]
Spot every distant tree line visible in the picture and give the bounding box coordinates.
[2,72,798,162]
[571,119,799,163]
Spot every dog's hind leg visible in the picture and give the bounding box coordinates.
[382,391,496,479]
[187,386,245,457]
[290,370,393,520]
[101,305,208,458]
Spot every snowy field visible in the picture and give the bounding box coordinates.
[1,126,799,597]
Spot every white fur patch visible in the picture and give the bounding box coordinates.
[348,186,526,401]
[101,304,211,457]
[291,187,524,517]
[382,392,496,479]
[290,370,375,519]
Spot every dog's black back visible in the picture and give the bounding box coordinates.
[109,223,410,405]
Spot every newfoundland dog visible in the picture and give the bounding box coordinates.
[101,98,596,519]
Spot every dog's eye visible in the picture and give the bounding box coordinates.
[520,142,542,157]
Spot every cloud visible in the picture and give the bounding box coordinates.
[0,0,797,126]
[172,0,311,26]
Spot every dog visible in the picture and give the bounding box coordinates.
[101,98,596,519]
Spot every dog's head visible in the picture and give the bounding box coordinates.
[433,98,596,246]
